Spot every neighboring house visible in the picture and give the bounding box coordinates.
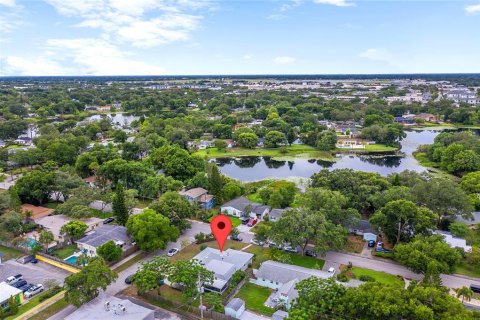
[433,230,472,252]
[268,208,286,222]
[96,105,112,112]
[198,140,214,150]
[0,282,23,309]
[336,137,370,149]
[0,140,6,148]
[272,310,289,320]
[445,89,478,105]
[224,139,235,148]
[221,197,270,219]
[65,293,154,320]
[455,212,480,226]
[349,220,378,242]
[394,116,416,125]
[416,113,438,122]
[22,204,54,222]
[76,225,131,257]
[35,214,103,243]
[191,248,253,293]
[179,187,215,209]
[14,137,33,146]
[224,298,245,319]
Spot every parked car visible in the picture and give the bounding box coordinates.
[30,258,38,264]
[167,248,179,257]
[367,240,375,248]
[125,274,135,284]
[11,279,27,288]
[19,283,34,293]
[268,241,283,249]
[471,284,480,293]
[6,274,23,285]
[241,218,249,225]
[305,250,317,257]
[283,246,299,253]
[327,267,336,276]
[250,238,264,246]
[24,284,44,298]
[247,218,257,227]
[103,217,115,224]
[376,242,383,250]
[231,235,243,242]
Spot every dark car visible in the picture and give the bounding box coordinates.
[241,218,249,225]
[125,274,135,284]
[19,283,34,293]
[471,284,480,293]
[305,250,317,257]
[12,279,27,288]
[231,235,243,242]
[103,217,115,224]
[30,258,38,264]
[368,240,375,248]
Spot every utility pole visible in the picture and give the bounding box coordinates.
[198,273,204,320]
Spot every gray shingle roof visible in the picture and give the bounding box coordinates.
[76,225,129,248]
[225,298,244,311]
[256,260,332,284]
[221,197,257,211]
[269,208,286,220]
[272,310,289,320]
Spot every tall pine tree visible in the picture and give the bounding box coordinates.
[112,183,129,225]
[208,164,223,202]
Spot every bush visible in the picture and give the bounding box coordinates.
[358,275,375,282]
[373,251,394,259]
[195,232,215,244]
[337,273,349,282]
[200,244,207,251]
[39,286,63,302]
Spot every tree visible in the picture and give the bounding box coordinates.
[14,170,54,205]
[169,260,214,300]
[135,256,172,294]
[52,170,83,202]
[253,222,271,243]
[236,132,258,149]
[288,277,346,320]
[126,209,179,252]
[112,184,128,225]
[39,230,54,253]
[270,208,346,255]
[203,292,224,312]
[208,164,223,200]
[213,139,227,150]
[149,192,194,231]
[287,128,296,145]
[316,130,337,151]
[60,220,88,243]
[6,295,18,316]
[456,286,473,303]
[265,130,286,148]
[394,235,462,274]
[370,200,437,244]
[64,257,117,307]
[97,240,122,262]
[449,222,470,238]
[222,181,243,201]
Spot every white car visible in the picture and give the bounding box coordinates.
[327,267,336,276]
[167,248,179,257]
[24,284,44,298]
[250,239,265,246]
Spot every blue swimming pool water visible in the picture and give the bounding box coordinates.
[64,255,78,265]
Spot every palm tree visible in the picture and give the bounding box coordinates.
[456,286,473,303]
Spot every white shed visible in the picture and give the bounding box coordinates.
[224,298,245,319]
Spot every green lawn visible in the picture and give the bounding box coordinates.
[235,283,274,316]
[455,262,480,278]
[245,245,325,270]
[246,193,263,203]
[5,289,60,320]
[52,245,77,259]
[136,198,152,209]
[413,152,440,168]
[90,208,112,219]
[113,252,148,273]
[336,144,398,153]
[194,144,335,161]
[0,245,23,261]
[27,298,69,320]
[44,202,61,209]
[208,214,242,227]
[351,267,404,287]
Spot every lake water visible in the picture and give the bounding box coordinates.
[86,113,140,127]
[216,130,440,181]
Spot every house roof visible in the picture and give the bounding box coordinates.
[22,204,54,221]
[221,197,257,212]
[179,187,208,199]
[193,248,253,283]
[252,205,271,215]
[272,310,289,320]
[225,298,245,311]
[35,214,103,240]
[0,282,22,302]
[256,260,333,285]
[349,219,377,234]
[455,212,480,225]
[76,225,129,249]
[433,230,472,252]
[269,208,286,219]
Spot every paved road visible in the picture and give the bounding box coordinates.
[324,251,480,289]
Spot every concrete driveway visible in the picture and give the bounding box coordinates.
[0,259,70,286]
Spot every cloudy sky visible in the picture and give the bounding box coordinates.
[1,0,480,76]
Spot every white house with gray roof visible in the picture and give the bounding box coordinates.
[76,225,131,257]
[221,197,270,219]
[268,208,286,222]
[192,248,253,293]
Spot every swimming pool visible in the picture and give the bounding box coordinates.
[64,255,78,265]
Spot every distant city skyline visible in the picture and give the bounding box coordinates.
[1,0,480,76]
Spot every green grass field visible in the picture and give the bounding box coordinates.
[208,214,242,227]
[235,283,274,316]
[52,245,77,259]
[27,298,69,320]
[455,262,480,278]
[245,245,325,270]
[336,144,398,153]
[194,144,335,161]
[0,245,23,261]
[351,267,404,287]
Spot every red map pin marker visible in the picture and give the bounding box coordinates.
[211,215,232,252]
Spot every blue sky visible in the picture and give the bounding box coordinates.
[1,0,480,76]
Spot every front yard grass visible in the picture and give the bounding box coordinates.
[0,245,23,261]
[245,245,325,270]
[455,261,480,278]
[27,298,69,320]
[52,244,77,259]
[351,267,404,287]
[235,283,274,316]
[208,214,242,227]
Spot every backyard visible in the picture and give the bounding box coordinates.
[245,245,325,269]
[0,245,23,261]
[235,283,274,316]
[52,245,77,259]
[350,267,404,287]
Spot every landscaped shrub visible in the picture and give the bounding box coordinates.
[39,286,63,302]
[358,275,376,282]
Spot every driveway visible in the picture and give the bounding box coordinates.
[0,259,70,286]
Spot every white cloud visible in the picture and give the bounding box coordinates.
[0,0,15,7]
[1,56,67,76]
[274,56,296,65]
[465,3,480,15]
[243,54,254,60]
[358,48,392,63]
[44,0,211,48]
[313,0,354,7]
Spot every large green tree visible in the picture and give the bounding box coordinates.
[97,240,122,262]
[169,260,214,300]
[134,256,172,294]
[60,220,88,242]
[149,192,194,231]
[112,183,129,225]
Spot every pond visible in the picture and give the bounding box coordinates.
[86,113,141,127]
[215,130,440,181]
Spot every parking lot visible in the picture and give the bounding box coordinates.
[0,259,70,287]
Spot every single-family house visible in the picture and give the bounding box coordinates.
[433,230,472,252]
[224,298,245,319]
[96,105,112,112]
[35,214,103,242]
[76,225,131,257]
[0,282,23,309]
[272,310,289,320]
[349,220,378,242]
[415,113,438,122]
[455,212,480,226]
[191,248,253,293]
[224,139,235,148]
[268,208,286,222]
[65,293,154,320]
[336,137,370,149]
[14,137,33,146]
[221,197,270,219]
[179,187,215,209]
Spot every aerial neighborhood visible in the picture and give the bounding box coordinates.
[1,75,480,320]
